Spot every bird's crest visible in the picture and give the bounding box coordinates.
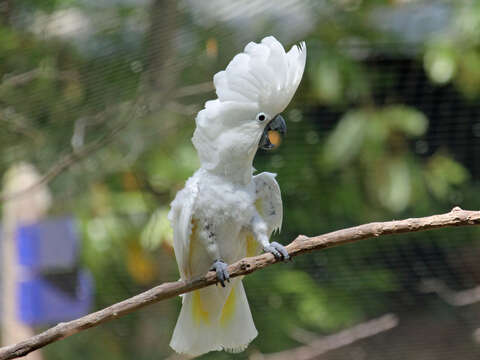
[192,36,306,167]
[213,36,306,115]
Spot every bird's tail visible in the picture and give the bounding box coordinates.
[170,278,258,356]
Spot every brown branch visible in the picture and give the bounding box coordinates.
[0,69,43,88]
[0,108,43,141]
[172,81,214,98]
[0,207,479,360]
[420,278,480,307]
[0,69,76,89]
[252,313,398,360]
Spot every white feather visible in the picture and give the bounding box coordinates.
[168,175,199,279]
[170,279,257,356]
[253,172,283,234]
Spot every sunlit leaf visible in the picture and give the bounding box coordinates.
[384,105,428,137]
[140,208,173,250]
[313,58,342,104]
[376,158,411,213]
[111,191,148,214]
[425,152,469,199]
[323,109,367,168]
[424,43,457,85]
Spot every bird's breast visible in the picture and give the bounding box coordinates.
[196,175,256,223]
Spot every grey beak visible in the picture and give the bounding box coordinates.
[269,114,287,136]
[258,114,287,150]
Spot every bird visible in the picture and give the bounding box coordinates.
[169,35,306,356]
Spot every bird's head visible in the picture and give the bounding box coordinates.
[192,36,306,174]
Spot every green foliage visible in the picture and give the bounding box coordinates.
[320,105,436,213]
[323,109,367,168]
[423,2,480,97]
[425,153,470,199]
[310,48,370,105]
[273,270,362,330]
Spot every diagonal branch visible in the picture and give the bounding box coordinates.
[0,78,215,204]
[1,207,479,360]
[0,94,149,203]
[0,119,128,203]
[420,278,480,307]
[254,313,399,360]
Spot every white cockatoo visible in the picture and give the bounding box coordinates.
[169,36,306,356]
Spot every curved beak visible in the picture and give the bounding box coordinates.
[258,115,287,150]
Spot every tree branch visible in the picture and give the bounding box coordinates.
[0,93,152,204]
[252,313,398,360]
[0,78,214,204]
[0,119,128,203]
[420,278,480,307]
[0,207,479,360]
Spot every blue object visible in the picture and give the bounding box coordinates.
[16,217,78,271]
[14,216,94,325]
[17,270,93,326]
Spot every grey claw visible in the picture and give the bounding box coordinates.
[264,241,290,261]
[211,259,230,287]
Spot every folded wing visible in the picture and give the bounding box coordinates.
[168,176,199,280]
[253,172,283,235]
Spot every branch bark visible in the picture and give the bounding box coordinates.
[0,207,479,360]
[252,313,398,360]
[420,278,480,307]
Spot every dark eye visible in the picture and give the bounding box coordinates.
[256,112,267,122]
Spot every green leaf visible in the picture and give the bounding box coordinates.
[313,58,342,104]
[322,110,367,168]
[140,208,173,250]
[376,158,411,213]
[424,42,457,85]
[456,50,480,98]
[425,153,469,199]
[274,270,361,331]
[384,105,428,137]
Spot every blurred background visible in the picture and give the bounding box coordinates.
[1,0,480,359]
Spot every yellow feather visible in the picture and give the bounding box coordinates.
[254,198,263,216]
[246,198,263,257]
[189,220,210,325]
[220,287,236,326]
[192,291,210,324]
[246,234,258,257]
[187,219,198,278]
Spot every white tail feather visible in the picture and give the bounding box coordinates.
[170,280,258,356]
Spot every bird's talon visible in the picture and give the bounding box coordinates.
[211,259,229,287]
[264,241,289,261]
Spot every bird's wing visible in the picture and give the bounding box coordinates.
[168,176,199,280]
[253,172,283,235]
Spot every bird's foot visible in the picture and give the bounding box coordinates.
[264,241,290,261]
[211,259,230,287]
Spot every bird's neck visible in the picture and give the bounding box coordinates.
[204,146,257,185]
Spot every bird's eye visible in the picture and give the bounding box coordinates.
[256,112,267,122]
